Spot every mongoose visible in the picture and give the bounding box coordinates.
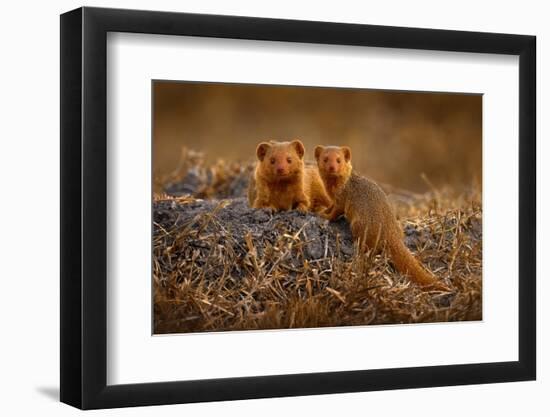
[315,145,447,289]
[248,140,332,212]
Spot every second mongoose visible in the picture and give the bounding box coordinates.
[315,145,448,289]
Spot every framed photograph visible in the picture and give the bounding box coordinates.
[60,6,536,409]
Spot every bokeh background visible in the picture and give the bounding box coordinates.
[153,81,482,192]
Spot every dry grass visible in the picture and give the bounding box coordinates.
[153,150,482,334]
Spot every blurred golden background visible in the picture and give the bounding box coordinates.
[153,81,481,192]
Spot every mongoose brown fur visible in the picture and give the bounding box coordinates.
[315,145,447,289]
[248,140,332,212]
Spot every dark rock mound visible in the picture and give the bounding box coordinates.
[153,198,355,281]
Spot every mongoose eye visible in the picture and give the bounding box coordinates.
[270,157,276,164]
[324,157,329,163]
[336,158,341,164]
[287,157,292,163]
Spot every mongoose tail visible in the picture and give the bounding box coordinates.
[388,239,449,290]
[388,238,436,286]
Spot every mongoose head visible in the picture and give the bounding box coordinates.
[256,140,306,179]
[314,145,352,178]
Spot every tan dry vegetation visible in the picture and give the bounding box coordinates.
[153,151,482,334]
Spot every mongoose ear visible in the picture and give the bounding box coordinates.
[314,146,324,161]
[341,146,352,162]
[291,140,305,159]
[256,142,271,161]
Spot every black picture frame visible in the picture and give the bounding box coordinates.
[60,6,536,410]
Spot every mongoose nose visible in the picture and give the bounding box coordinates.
[277,167,285,175]
[329,166,336,172]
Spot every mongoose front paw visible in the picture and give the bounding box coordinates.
[322,207,340,221]
[321,212,334,221]
[256,204,277,214]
